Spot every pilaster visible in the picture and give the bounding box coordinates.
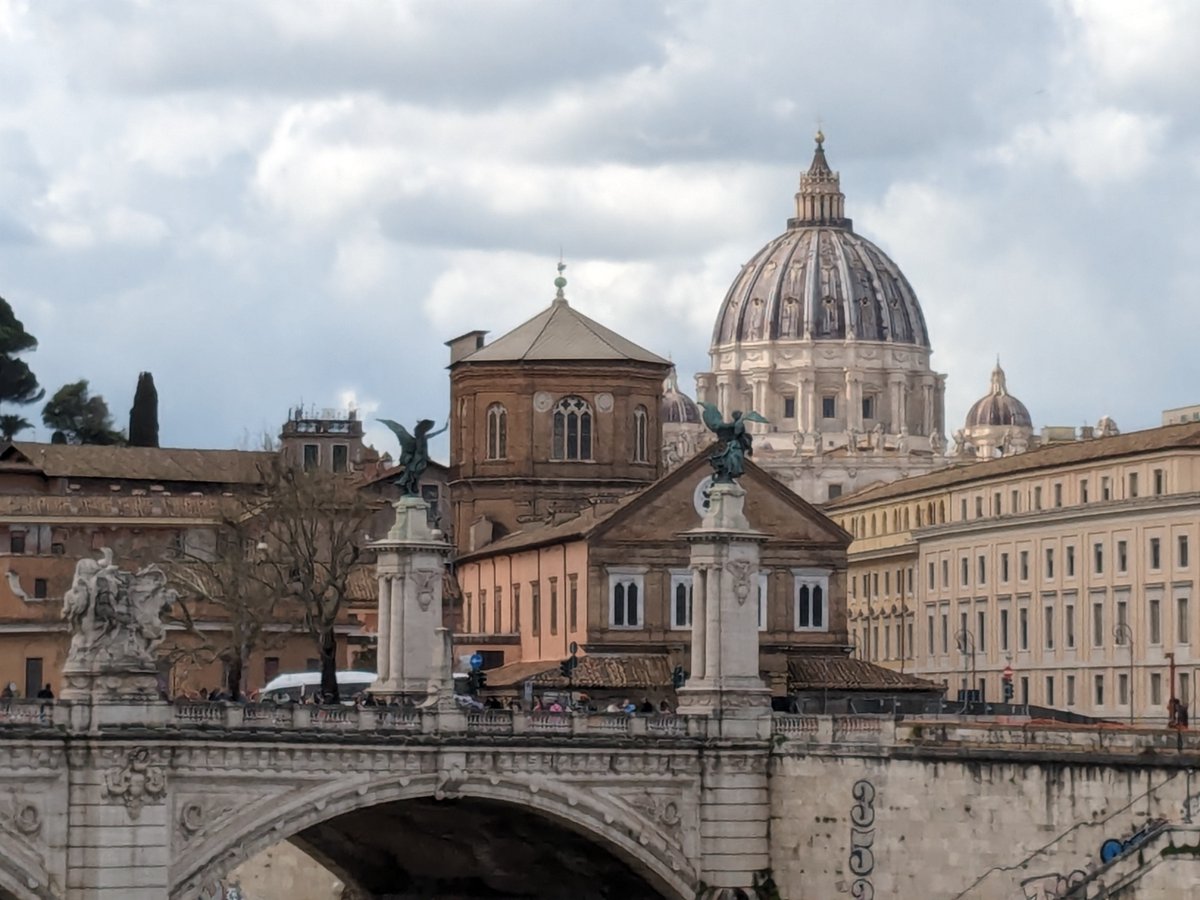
[370,496,452,699]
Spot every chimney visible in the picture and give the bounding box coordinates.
[446,330,488,366]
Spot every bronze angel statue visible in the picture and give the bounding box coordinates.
[378,418,448,496]
[698,403,768,484]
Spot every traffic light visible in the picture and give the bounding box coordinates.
[466,670,488,694]
[671,665,689,689]
[559,656,579,678]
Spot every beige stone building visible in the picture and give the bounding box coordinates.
[825,421,1200,723]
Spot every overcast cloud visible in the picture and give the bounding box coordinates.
[0,0,1197,459]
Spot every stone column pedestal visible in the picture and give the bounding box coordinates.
[369,496,451,700]
[677,483,772,740]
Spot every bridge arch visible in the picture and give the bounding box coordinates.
[172,771,697,899]
[0,852,54,900]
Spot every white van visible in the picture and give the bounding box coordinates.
[260,670,376,704]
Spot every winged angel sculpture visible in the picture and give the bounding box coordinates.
[378,418,448,496]
[698,403,768,484]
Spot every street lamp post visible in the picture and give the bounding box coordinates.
[1114,622,1134,726]
[955,629,977,710]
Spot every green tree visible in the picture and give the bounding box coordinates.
[128,371,160,447]
[42,380,124,445]
[0,414,32,442]
[0,296,43,414]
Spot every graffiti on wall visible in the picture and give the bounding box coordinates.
[1098,818,1167,865]
[848,779,876,899]
[1019,870,1085,899]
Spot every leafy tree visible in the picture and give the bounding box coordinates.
[128,371,159,448]
[42,380,124,445]
[0,296,43,413]
[0,415,32,442]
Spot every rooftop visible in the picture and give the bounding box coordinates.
[3,442,275,486]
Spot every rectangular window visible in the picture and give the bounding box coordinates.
[1117,541,1128,573]
[927,561,935,590]
[1094,674,1105,706]
[264,657,280,684]
[1178,596,1190,644]
[1019,607,1029,651]
[608,572,642,628]
[942,560,949,588]
[941,613,949,654]
[1045,548,1055,579]
[1034,486,1043,511]
[975,496,983,518]
[1020,676,1029,706]
[303,443,319,472]
[907,622,913,659]
[568,575,578,631]
[531,583,541,636]
[1066,675,1076,707]
[1118,673,1129,706]
[670,570,693,629]
[1066,545,1076,577]
[1019,551,1029,581]
[885,572,891,596]
[1000,608,1010,652]
[332,444,348,474]
[1117,600,1128,634]
[1046,676,1055,707]
[1053,483,1063,508]
[1102,476,1111,501]
[512,583,521,632]
[23,657,42,700]
[1154,468,1165,496]
[757,573,768,632]
[1150,538,1161,569]
[1151,672,1163,706]
[1001,552,1010,582]
[33,578,47,599]
[960,498,968,521]
[1081,479,1089,503]
[884,624,891,659]
[977,555,986,585]
[549,579,558,635]
[977,610,986,652]
[828,484,842,500]
[993,492,1002,516]
[862,395,875,420]
[1044,606,1055,650]
[927,614,935,656]
[1066,604,1076,648]
[1129,472,1139,498]
[494,586,503,633]
[1150,598,1161,644]
[961,557,969,587]
[1093,602,1104,648]
[1093,543,1104,574]
[1180,536,1190,568]
[9,532,24,555]
[822,396,836,419]
[793,571,829,631]
[479,590,487,634]
[1011,489,1020,513]
[960,610,969,646]
[783,395,796,419]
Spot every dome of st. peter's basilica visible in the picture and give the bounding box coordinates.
[695,133,949,503]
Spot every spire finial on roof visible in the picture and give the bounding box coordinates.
[553,259,568,305]
[990,357,1008,395]
[791,127,848,228]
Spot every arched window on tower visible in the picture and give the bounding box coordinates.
[553,396,593,461]
[486,403,507,460]
[633,405,649,463]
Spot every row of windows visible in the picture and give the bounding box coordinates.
[949,670,1189,710]
[778,394,879,422]
[484,398,650,463]
[929,535,1192,592]
[853,620,915,662]
[463,576,581,637]
[850,567,915,600]
[925,594,1192,657]
[301,443,350,473]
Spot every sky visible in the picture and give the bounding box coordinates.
[0,0,1198,460]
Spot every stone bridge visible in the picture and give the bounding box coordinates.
[4,700,1200,900]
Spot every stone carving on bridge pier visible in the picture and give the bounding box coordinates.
[60,548,177,700]
[103,747,167,819]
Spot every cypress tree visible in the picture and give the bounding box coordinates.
[128,371,160,448]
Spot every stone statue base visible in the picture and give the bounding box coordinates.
[59,666,162,704]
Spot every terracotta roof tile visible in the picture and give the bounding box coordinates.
[787,656,941,692]
[7,442,274,485]
[483,655,673,690]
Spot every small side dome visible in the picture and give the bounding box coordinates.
[662,367,701,424]
[965,361,1032,428]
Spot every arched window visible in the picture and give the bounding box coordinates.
[633,405,649,463]
[938,501,946,524]
[486,403,507,460]
[553,396,593,461]
[870,514,876,537]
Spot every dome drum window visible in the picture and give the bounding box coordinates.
[633,405,649,463]
[553,396,593,461]
[793,568,829,632]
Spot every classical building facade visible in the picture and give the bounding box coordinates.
[660,366,706,472]
[696,133,947,503]
[446,269,672,554]
[825,421,1200,723]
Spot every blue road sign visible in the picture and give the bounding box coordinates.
[469,652,484,671]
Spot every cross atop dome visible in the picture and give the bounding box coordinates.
[553,260,569,305]
[791,131,850,229]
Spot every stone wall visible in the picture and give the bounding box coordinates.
[227,844,348,900]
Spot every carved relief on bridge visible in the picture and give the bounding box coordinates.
[167,745,706,900]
